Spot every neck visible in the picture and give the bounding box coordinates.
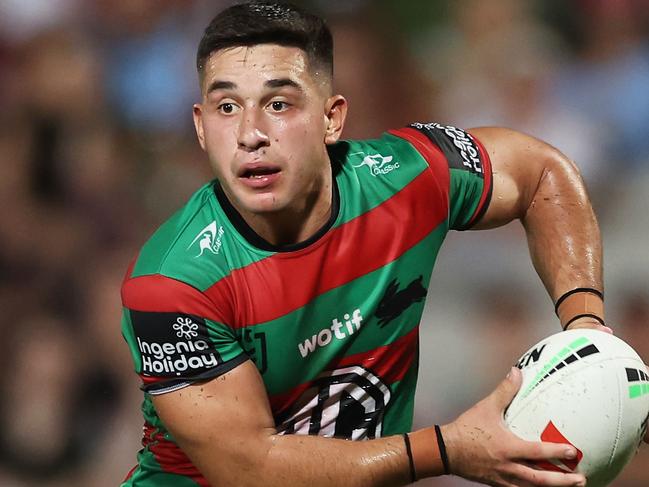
[249,178,333,247]
[220,169,335,249]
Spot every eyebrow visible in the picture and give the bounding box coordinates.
[207,80,236,93]
[264,78,303,91]
[206,78,303,94]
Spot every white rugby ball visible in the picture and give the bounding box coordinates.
[505,329,649,487]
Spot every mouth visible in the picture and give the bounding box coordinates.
[237,163,282,189]
[240,166,281,179]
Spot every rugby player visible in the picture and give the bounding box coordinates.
[120,2,644,486]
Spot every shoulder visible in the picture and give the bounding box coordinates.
[121,182,235,324]
[331,129,434,181]
[334,122,490,189]
[126,181,230,290]
[337,122,488,175]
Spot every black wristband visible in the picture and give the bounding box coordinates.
[434,424,450,475]
[403,433,416,483]
[563,313,606,330]
[554,287,603,314]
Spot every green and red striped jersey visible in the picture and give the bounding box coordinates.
[120,123,492,486]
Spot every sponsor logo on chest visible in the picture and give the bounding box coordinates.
[298,309,363,358]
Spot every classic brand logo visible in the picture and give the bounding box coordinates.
[136,316,219,376]
[188,221,224,257]
[351,152,400,177]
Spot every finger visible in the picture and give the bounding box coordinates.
[567,320,613,334]
[597,324,613,334]
[507,463,586,487]
[488,367,523,411]
[516,440,580,463]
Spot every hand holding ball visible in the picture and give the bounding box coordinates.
[506,330,649,487]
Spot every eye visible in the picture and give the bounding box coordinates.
[217,102,239,115]
[269,101,289,112]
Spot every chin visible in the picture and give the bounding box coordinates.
[241,193,285,215]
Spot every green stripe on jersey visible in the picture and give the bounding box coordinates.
[382,363,419,434]
[131,183,275,291]
[449,167,484,229]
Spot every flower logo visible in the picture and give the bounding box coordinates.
[173,317,199,339]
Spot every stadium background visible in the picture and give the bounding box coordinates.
[0,0,647,485]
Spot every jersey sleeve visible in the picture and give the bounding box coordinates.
[399,122,493,230]
[120,271,247,395]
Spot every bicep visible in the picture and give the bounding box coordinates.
[152,359,276,482]
[468,127,564,230]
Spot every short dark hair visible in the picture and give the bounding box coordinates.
[197,1,333,80]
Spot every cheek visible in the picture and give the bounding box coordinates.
[278,115,325,156]
[203,120,237,171]
[204,118,236,146]
[204,149,234,183]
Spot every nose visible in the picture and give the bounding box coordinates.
[237,108,270,152]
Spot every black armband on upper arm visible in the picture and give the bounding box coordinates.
[409,122,485,176]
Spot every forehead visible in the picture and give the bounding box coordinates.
[202,44,317,91]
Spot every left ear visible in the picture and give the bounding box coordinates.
[323,95,348,145]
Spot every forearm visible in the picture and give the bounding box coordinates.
[185,429,421,486]
[521,153,603,304]
[253,432,409,487]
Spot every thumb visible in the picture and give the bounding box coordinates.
[488,367,523,411]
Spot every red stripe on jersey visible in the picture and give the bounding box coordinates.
[335,325,418,385]
[269,326,418,417]
[143,422,209,486]
[121,274,229,324]
[466,135,492,227]
[205,170,446,327]
[388,127,450,209]
[138,374,159,385]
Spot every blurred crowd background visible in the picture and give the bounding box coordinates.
[0,0,647,485]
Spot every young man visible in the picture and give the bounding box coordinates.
[120,2,640,486]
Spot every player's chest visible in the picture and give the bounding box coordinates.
[231,256,433,394]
